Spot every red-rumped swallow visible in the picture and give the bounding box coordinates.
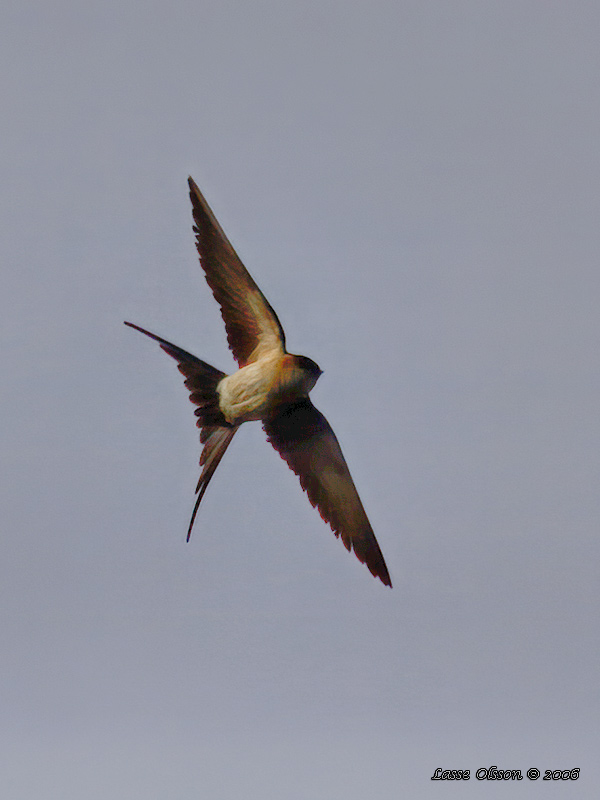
[125,178,391,587]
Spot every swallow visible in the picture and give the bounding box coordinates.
[125,178,391,587]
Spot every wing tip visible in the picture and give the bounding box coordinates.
[188,175,207,212]
[187,176,203,213]
[329,518,393,588]
[361,551,393,588]
[377,568,393,588]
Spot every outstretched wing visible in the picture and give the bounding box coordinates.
[188,177,286,366]
[263,398,392,587]
[124,321,237,539]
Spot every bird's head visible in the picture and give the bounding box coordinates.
[292,354,323,394]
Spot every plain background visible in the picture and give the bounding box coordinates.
[2,1,599,797]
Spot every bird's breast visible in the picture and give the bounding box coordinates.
[217,354,309,424]
[217,353,304,425]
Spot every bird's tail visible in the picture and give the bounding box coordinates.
[124,321,229,425]
[124,321,238,537]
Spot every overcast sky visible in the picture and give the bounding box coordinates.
[2,1,599,798]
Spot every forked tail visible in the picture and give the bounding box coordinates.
[124,321,238,538]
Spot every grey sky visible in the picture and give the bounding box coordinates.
[2,1,599,797]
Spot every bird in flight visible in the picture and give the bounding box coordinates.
[125,178,391,587]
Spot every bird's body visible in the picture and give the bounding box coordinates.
[125,178,392,587]
[217,351,320,425]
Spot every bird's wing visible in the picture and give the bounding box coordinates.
[263,398,392,587]
[124,321,237,538]
[188,177,286,366]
